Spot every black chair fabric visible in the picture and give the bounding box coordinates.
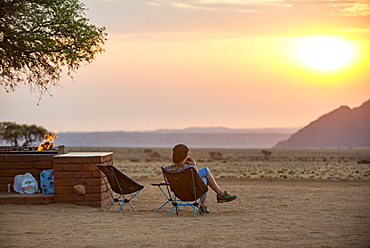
[98,164,144,194]
[161,166,208,216]
[97,164,144,212]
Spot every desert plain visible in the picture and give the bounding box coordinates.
[1,147,370,247]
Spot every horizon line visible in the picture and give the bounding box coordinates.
[57,126,302,133]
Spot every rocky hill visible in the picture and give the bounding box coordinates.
[274,99,370,148]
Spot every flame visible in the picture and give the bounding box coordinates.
[37,132,58,151]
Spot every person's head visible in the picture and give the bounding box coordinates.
[172,144,189,164]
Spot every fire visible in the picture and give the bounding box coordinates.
[37,132,58,151]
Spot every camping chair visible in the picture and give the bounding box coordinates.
[161,166,208,216]
[97,164,144,212]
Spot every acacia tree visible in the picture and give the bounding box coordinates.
[0,122,47,146]
[22,124,48,146]
[0,0,107,95]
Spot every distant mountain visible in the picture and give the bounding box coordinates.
[146,127,298,134]
[274,99,370,148]
[55,127,298,148]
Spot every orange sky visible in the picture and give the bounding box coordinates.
[1,0,369,132]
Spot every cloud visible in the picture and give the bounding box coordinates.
[95,0,370,17]
[338,2,370,16]
[147,0,287,12]
[285,0,370,16]
[146,0,370,16]
[84,0,370,40]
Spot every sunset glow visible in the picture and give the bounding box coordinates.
[1,0,369,133]
[295,37,356,72]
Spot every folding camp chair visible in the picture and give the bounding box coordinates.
[97,164,144,212]
[161,166,208,216]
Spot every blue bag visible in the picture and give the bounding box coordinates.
[40,169,54,194]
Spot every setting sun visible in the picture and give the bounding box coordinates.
[295,36,356,72]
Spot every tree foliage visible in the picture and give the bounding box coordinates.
[0,122,47,146]
[0,0,107,95]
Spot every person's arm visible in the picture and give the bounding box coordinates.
[186,157,199,170]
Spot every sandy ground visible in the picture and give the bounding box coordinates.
[1,178,370,248]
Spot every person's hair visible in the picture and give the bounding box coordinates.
[172,144,189,164]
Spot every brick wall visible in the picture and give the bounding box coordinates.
[0,154,54,192]
[0,152,113,207]
[53,152,113,208]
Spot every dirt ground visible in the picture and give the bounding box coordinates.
[1,178,369,248]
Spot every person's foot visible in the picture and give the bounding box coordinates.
[217,191,237,203]
[199,206,210,214]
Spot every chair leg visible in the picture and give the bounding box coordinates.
[106,198,125,212]
[116,195,125,212]
[168,205,175,216]
[127,189,143,211]
[117,189,143,212]
[168,199,180,216]
[195,205,203,216]
[156,193,176,212]
[192,203,203,216]
[118,203,125,212]
[106,201,115,211]
[167,194,208,216]
[155,200,170,212]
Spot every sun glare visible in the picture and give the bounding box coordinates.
[295,36,355,72]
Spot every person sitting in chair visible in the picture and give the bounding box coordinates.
[165,144,237,214]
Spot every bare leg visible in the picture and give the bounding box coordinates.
[200,168,224,206]
[205,168,224,195]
